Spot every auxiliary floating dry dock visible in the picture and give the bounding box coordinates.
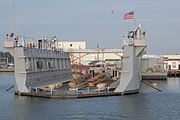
[5,24,147,99]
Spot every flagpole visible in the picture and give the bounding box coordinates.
[133,10,136,40]
[133,10,136,26]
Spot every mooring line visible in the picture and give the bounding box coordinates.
[6,85,15,91]
[141,81,161,92]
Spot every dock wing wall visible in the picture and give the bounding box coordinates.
[6,46,72,93]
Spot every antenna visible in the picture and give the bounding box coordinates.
[12,3,16,34]
[133,9,136,26]
[9,3,19,36]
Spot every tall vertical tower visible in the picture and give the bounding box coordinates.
[114,24,146,94]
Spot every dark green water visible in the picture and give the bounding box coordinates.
[1,73,180,120]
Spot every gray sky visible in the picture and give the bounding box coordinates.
[0,0,180,54]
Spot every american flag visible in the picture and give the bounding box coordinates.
[124,11,134,20]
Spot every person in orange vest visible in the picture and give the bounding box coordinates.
[15,38,18,47]
[14,35,18,47]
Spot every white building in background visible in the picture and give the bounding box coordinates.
[141,54,180,72]
[56,41,122,65]
[56,41,180,70]
[164,55,180,71]
[141,55,180,72]
[57,41,86,51]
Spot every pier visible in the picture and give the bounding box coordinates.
[168,70,180,77]
[0,68,14,72]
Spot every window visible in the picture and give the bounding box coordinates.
[172,62,176,68]
[70,44,72,47]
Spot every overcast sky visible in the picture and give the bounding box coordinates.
[0,0,179,54]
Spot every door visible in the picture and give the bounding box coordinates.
[169,65,171,70]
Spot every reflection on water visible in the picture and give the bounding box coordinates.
[167,78,180,92]
[1,74,180,120]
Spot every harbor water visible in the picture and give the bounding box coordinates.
[1,73,180,120]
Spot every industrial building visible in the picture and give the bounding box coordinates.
[164,55,180,71]
[57,41,122,65]
[57,41,86,50]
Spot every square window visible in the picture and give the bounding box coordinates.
[172,62,176,68]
